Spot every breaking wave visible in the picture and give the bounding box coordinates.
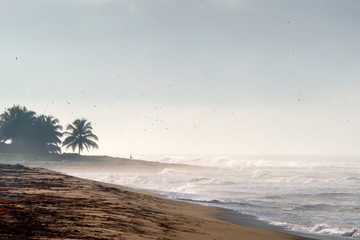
[270,221,360,238]
[46,154,360,240]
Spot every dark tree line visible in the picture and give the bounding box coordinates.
[0,105,98,155]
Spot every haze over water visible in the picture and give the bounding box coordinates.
[46,154,359,240]
[2,1,360,239]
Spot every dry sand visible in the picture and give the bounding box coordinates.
[0,163,314,240]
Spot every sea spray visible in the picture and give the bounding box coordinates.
[42,155,360,240]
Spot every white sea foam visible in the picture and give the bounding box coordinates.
[35,155,360,240]
[270,221,360,238]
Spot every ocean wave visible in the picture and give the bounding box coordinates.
[291,203,333,211]
[146,155,360,170]
[269,221,360,238]
[176,197,360,239]
[60,156,360,240]
[158,168,188,175]
[175,197,268,207]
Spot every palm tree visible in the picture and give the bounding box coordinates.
[62,118,99,155]
[0,105,65,154]
[34,115,63,154]
[0,105,36,151]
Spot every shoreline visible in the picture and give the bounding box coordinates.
[217,209,353,240]
[217,209,329,240]
[98,183,322,240]
[0,163,315,239]
[131,190,325,240]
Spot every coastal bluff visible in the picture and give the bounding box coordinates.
[0,163,310,240]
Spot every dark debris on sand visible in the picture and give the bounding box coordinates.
[0,163,313,240]
[0,164,202,240]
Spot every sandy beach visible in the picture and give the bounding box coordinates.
[0,163,314,240]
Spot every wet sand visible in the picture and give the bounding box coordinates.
[0,163,314,239]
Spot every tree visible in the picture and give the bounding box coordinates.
[0,105,64,154]
[62,118,99,155]
[34,115,63,154]
[0,105,36,151]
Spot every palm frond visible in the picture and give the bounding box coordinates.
[62,118,99,154]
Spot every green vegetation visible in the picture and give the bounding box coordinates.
[0,105,99,155]
[63,118,99,155]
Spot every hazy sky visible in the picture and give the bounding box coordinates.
[1,0,360,156]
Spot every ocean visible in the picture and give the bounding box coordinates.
[5,155,359,239]
[63,155,360,239]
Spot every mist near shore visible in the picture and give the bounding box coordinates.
[2,154,358,239]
